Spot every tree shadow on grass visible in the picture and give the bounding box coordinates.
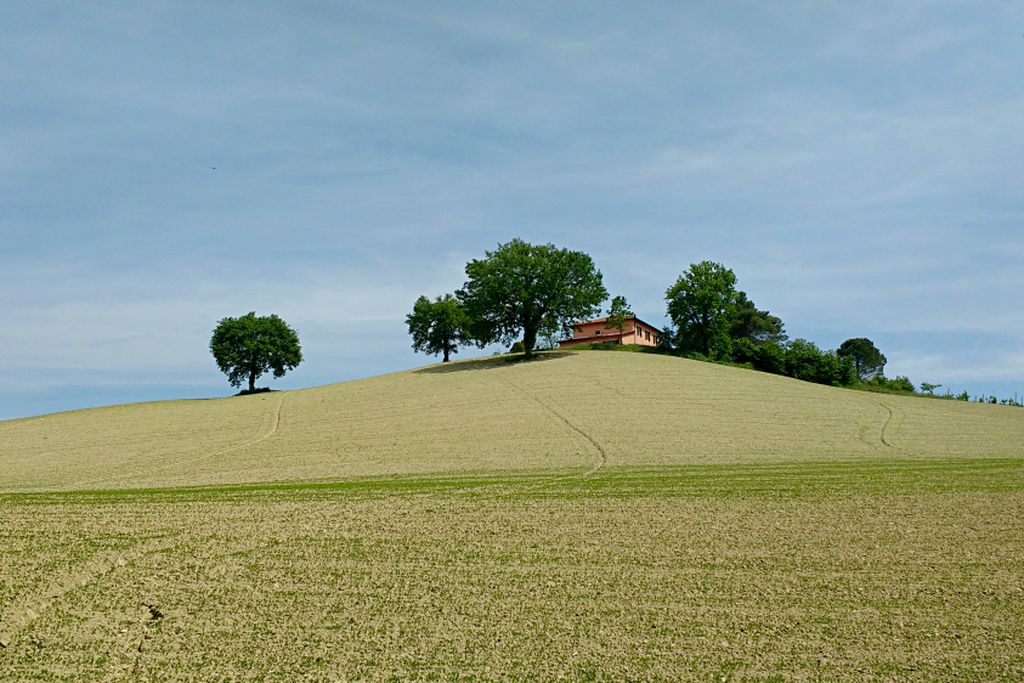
[414,351,578,374]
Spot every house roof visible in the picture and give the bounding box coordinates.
[572,315,660,330]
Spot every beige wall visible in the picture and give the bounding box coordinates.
[561,318,660,347]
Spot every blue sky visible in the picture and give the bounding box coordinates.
[2,1,1023,419]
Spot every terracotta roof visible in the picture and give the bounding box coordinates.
[571,315,660,330]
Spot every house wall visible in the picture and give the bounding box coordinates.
[559,317,661,348]
[571,320,634,340]
[630,321,660,347]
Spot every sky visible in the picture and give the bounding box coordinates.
[2,1,1023,420]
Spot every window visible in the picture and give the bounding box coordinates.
[595,329,601,335]
[645,329,651,341]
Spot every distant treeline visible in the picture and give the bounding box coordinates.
[658,261,1021,407]
[660,261,903,390]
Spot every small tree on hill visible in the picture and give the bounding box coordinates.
[837,337,887,381]
[210,312,302,392]
[406,294,472,363]
[605,295,633,336]
[459,239,607,358]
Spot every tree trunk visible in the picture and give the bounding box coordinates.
[248,369,257,392]
[443,345,450,363]
[522,325,537,358]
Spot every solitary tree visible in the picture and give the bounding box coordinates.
[459,239,607,358]
[210,312,302,392]
[665,261,737,358]
[605,295,633,336]
[837,337,887,381]
[406,293,471,362]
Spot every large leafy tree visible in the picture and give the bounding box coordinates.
[665,261,737,358]
[837,337,887,381]
[605,295,633,336]
[729,291,787,345]
[210,312,302,392]
[406,293,471,363]
[459,239,607,357]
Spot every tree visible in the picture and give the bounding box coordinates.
[732,338,786,375]
[920,382,941,395]
[665,261,737,358]
[887,376,915,393]
[784,339,855,386]
[605,295,633,336]
[406,294,471,363]
[210,312,302,392]
[837,337,887,381]
[729,291,787,345]
[459,239,607,358]
[868,375,915,393]
[658,325,673,351]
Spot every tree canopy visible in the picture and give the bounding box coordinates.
[837,337,887,381]
[406,294,471,363]
[605,295,633,335]
[784,339,855,386]
[210,312,302,392]
[665,261,737,358]
[459,239,607,357]
[729,291,787,345]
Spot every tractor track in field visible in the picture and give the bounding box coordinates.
[526,391,608,477]
[0,535,182,652]
[496,372,608,486]
[875,400,897,449]
[68,392,290,491]
[110,535,280,681]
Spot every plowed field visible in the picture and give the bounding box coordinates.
[2,352,1022,680]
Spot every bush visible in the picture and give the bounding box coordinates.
[732,338,786,375]
[236,387,273,396]
[783,339,853,386]
[887,376,915,393]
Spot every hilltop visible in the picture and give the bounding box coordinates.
[3,350,1021,493]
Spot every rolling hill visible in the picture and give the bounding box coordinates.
[2,351,1022,680]
[2,350,1021,492]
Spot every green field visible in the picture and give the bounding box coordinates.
[2,352,1023,680]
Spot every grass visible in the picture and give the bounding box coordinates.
[2,352,1023,679]
[2,457,1023,504]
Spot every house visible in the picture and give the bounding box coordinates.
[559,315,662,348]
